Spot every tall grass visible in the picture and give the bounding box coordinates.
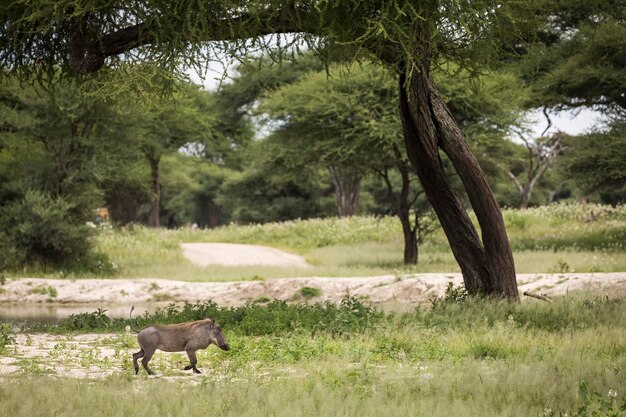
[7,203,625,279]
[1,363,624,417]
[3,294,626,417]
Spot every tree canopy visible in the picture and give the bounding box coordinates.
[516,0,625,115]
[1,1,528,83]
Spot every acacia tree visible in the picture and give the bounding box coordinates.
[1,1,538,299]
[260,63,435,263]
[514,0,625,204]
[495,131,564,209]
[132,85,219,227]
[260,64,385,218]
[0,76,128,214]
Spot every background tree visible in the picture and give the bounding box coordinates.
[259,62,435,263]
[517,0,625,116]
[559,122,626,202]
[132,84,221,227]
[0,77,130,271]
[160,154,236,228]
[514,0,625,205]
[216,139,333,224]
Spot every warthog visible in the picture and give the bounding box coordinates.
[130,307,230,375]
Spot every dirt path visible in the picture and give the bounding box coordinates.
[181,243,309,268]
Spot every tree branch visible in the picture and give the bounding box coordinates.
[70,7,319,73]
[541,107,552,137]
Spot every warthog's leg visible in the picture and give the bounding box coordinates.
[141,347,156,375]
[184,349,201,374]
[132,349,145,374]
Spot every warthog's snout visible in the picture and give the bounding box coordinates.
[220,343,231,351]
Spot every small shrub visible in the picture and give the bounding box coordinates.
[431,282,468,308]
[552,259,571,273]
[300,286,322,299]
[373,336,414,360]
[27,285,58,298]
[469,341,510,359]
[152,293,174,302]
[60,308,111,331]
[0,323,16,352]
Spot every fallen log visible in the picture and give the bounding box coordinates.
[523,291,552,302]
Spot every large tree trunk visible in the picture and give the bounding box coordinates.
[147,156,161,228]
[428,81,518,299]
[398,69,518,300]
[328,163,361,217]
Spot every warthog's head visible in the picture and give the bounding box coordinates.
[206,319,230,351]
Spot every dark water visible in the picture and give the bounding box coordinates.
[0,302,177,325]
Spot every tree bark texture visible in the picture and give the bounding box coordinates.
[147,156,161,228]
[398,70,519,300]
[429,82,518,299]
[328,163,361,217]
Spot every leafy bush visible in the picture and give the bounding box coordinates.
[0,190,116,275]
[34,296,385,336]
[0,190,91,269]
[60,309,112,331]
[300,286,322,299]
[430,282,469,308]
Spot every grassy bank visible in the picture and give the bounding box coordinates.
[1,294,625,416]
[6,203,626,280]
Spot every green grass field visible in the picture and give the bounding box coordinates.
[2,202,625,416]
[77,203,626,280]
[7,203,624,280]
[1,295,625,416]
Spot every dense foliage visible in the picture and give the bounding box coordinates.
[0,190,95,271]
[26,293,626,338]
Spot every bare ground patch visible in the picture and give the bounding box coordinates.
[1,273,624,307]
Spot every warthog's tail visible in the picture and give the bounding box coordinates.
[129,305,141,333]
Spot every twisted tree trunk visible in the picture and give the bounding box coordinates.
[398,68,518,299]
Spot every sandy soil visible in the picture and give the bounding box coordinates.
[1,272,625,307]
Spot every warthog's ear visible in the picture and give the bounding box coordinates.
[205,318,214,324]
